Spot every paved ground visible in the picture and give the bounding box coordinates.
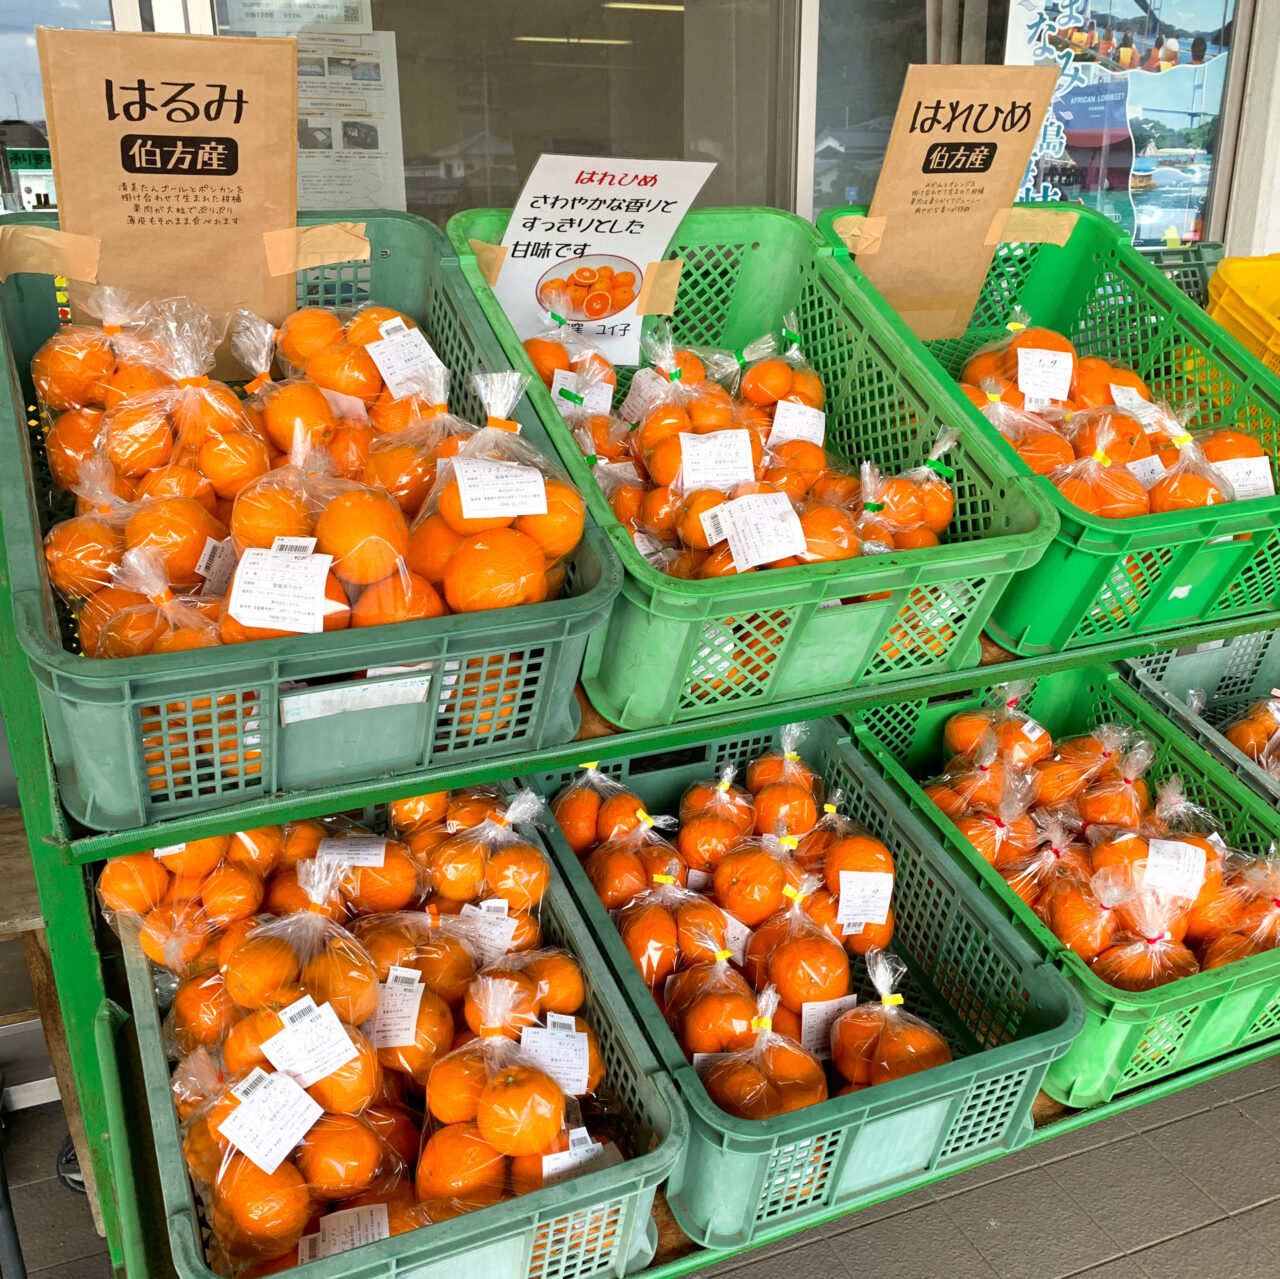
[3,1056,1280,1279]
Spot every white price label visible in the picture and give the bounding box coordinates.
[366,321,445,401]
[316,836,387,867]
[372,967,426,1050]
[311,1204,390,1258]
[278,675,431,726]
[261,997,359,1088]
[836,870,894,930]
[520,1024,591,1095]
[722,912,751,965]
[1016,348,1073,405]
[271,535,317,556]
[228,546,334,635]
[153,843,184,859]
[687,868,713,892]
[460,899,519,964]
[1109,384,1164,428]
[1143,839,1208,899]
[219,1069,322,1174]
[552,368,613,418]
[699,493,806,569]
[691,1052,732,1079]
[1214,456,1276,502]
[1128,454,1166,487]
[767,400,826,448]
[618,368,668,423]
[541,1134,622,1186]
[453,457,548,520]
[1022,719,1047,742]
[679,430,756,491]
[800,993,859,1060]
[196,536,236,597]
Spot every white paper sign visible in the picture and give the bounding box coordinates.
[460,900,519,964]
[520,1024,591,1095]
[278,675,431,726]
[552,368,613,419]
[494,154,715,364]
[219,1069,322,1174]
[679,430,756,491]
[453,457,548,520]
[541,1132,622,1185]
[618,368,669,424]
[1144,839,1208,899]
[1109,384,1164,428]
[316,836,387,867]
[262,997,359,1088]
[836,870,894,930]
[196,537,236,597]
[228,546,334,635]
[372,966,426,1049]
[1016,348,1073,406]
[1214,456,1276,502]
[700,492,807,570]
[1128,454,1167,487]
[768,401,826,448]
[366,319,445,400]
[300,1204,390,1260]
[800,993,859,1059]
[722,913,751,965]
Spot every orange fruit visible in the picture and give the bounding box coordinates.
[377,987,454,1083]
[713,846,796,926]
[584,844,648,911]
[215,1153,311,1252]
[261,380,337,454]
[753,781,818,838]
[295,1112,382,1198]
[797,504,858,562]
[315,488,409,586]
[361,1106,421,1169]
[389,791,447,833]
[305,343,382,404]
[351,568,445,627]
[201,864,263,927]
[443,527,547,613]
[136,463,217,513]
[741,359,793,405]
[44,516,123,599]
[522,952,584,1014]
[32,329,115,410]
[170,384,247,451]
[678,813,740,872]
[138,902,211,971]
[226,827,284,877]
[412,933,478,1006]
[155,835,230,876]
[415,1122,505,1211]
[768,930,850,1012]
[229,481,315,552]
[485,843,550,912]
[476,1063,565,1155]
[124,497,228,587]
[429,833,488,901]
[524,338,571,386]
[101,361,169,410]
[427,1044,489,1124]
[1149,470,1226,512]
[198,431,270,500]
[1200,430,1264,463]
[405,513,466,584]
[551,787,602,855]
[463,971,541,1039]
[677,980,758,1055]
[45,407,106,489]
[620,902,678,986]
[1072,410,1150,465]
[99,853,170,915]
[513,479,585,560]
[345,306,417,346]
[676,490,727,551]
[224,935,302,1009]
[300,942,380,1024]
[306,1025,381,1114]
[1014,428,1075,475]
[339,840,422,913]
[277,309,345,368]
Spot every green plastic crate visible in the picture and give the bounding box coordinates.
[0,211,622,832]
[849,663,1280,1108]
[1138,242,1224,310]
[119,843,685,1279]
[818,203,1280,656]
[521,718,1081,1248]
[1126,629,1280,808]
[447,207,1057,730]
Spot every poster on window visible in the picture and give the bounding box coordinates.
[1005,0,1235,245]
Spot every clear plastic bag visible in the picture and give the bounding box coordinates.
[1072,356,1153,412]
[615,878,734,987]
[701,987,828,1118]
[30,286,144,414]
[952,767,1040,869]
[742,875,851,1013]
[522,303,616,388]
[829,948,952,1089]
[89,546,222,658]
[1033,723,1127,807]
[711,832,803,927]
[584,814,683,911]
[549,764,646,857]
[1147,432,1233,513]
[1222,697,1280,763]
[942,680,1052,769]
[1049,420,1150,519]
[676,766,756,873]
[1090,891,1201,991]
[663,947,760,1057]
[981,397,1075,476]
[43,460,133,604]
[1040,864,1132,961]
[960,308,1077,412]
[1077,737,1155,829]
[1001,810,1093,909]
[744,722,823,799]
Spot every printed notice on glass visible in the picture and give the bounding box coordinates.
[494,153,714,364]
[372,967,425,1050]
[228,546,334,634]
[262,996,358,1088]
[800,993,859,1059]
[836,870,894,931]
[454,458,548,520]
[768,401,826,448]
[366,318,444,399]
[220,1069,322,1174]
[220,0,373,36]
[1143,839,1207,900]
[679,430,755,491]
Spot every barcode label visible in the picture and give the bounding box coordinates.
[219,1070,322,1174]
[372,967,426,1049]
[232,1067,271,1100]
[196,536,236,596]
[262,997,359,1088]
[271,536,317,557]
[460,900,518,963]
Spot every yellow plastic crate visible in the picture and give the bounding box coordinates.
[1207,254,1280,375]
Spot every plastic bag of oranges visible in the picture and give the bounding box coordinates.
[952,768,1041,870]
[87,546,222,658]
[1090,889,1201,991]
[1071,355,1154,412]
[584,815,684,911]
[367,343,451,438]
[1000,810,1092,910]
[1076,736,1155,829]
[1033,722,1128,809]
[410,419,586,614]
[1049,420,1151,519]
[664,944,759,1057]
[961,308,1077,413]
[1145,431,1234,513]
[1222,696,1280,763]
[829,947,952,1090]
[614,875,735,988]
[364,388,470,519]
[43,459,134,604]
[701,986,828,1118]
[591,459,649,543]
[942,681,1052,770]
[743,724,824,829]
[549,764,646,858]
[704,313,825,411]
[675,765,756,880]
[170,1044,225,1121]
[881,426,960,542]
[522,301,617,389]
[981,397,1075,476]
[350,909,481,1006]
[711,832,805,927]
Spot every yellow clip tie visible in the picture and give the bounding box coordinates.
[779,836,799,850]
[716,779,730,792]
[784,751,800,762]
[782,885,803,901]
[638,809,655,829]
[1091,449,1112,468]
[881,994,904,1007]
[1172,432,1193,447]
[579,761,599,770]
[985,390,1001,403]
[823,803,837,815]
[750,1016,772,1032]
[714,948,733,962]
[1006,320,1026,332]
[652,873,675,885]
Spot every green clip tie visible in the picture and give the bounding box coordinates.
[559,389,585,405]
[864,501,885,513]
[925,459,956,479]
[781,328,800,345]
[584,454,598,466]
[670,367,683,381]
[733,348,748,367]
[549,311,567,326]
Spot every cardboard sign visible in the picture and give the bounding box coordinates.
[37,29,298,325]
[857,65,1058,340]
[493,154,714,364]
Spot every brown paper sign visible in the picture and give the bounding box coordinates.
[0,225,100,284]
[636,258,683,316]
[37,28,297,325]
[860,65,1059,340]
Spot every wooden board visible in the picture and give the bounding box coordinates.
[0,807,41,934]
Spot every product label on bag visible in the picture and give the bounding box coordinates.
[261,996,358,1088]
[153,843,184,859]
[836,870,894,931]
[691,1052,732,1079]
[460,899,519,963]
[520,1021,590,1094]
[699,492,806,569]
[1109,385,1164,428]
[299,1203,391,1261]
[1128,454,1166,487]
[228,545,334,634]
[220,1069,322,1174]
[1214,456,1276,502]
[453,457,548,519]
[767,401,826,448]
[618,368,668,423]
[800,993,859,1059]
[686,868,713,892]
[541,1129,622,1184]
[722,912,752,964]
[372,966,426,1049]
[552,367,613,418]
[1015,348,1073,407]
[316,836,387,868]
[366,317,445,400]
[196,536,236,596]
[679,429,755,490]
[1143,839,1207,899]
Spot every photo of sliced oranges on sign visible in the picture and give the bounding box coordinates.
[537,256,640,323]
